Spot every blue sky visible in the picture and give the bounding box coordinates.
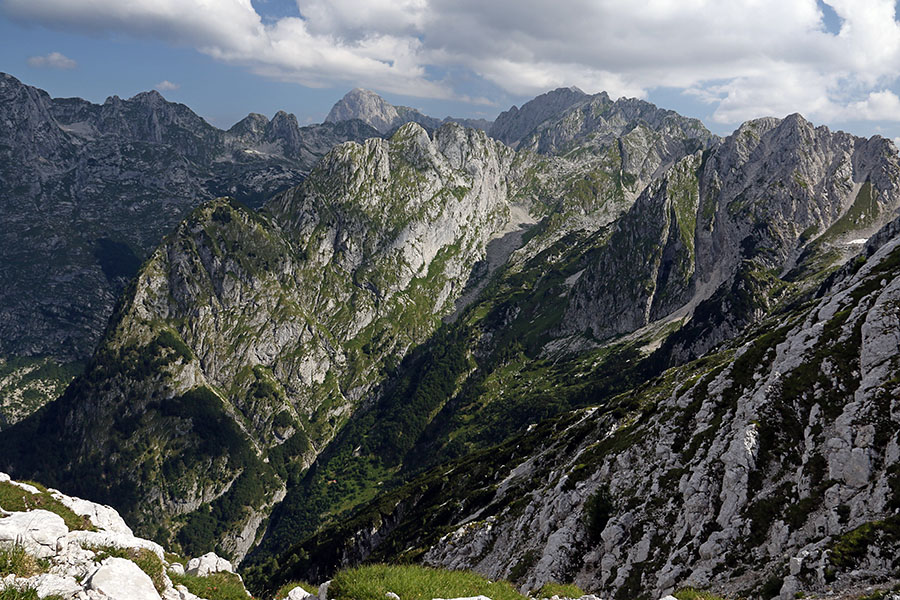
[2,0,900,145]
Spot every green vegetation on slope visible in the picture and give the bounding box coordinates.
[171,572,251,600]
[0,546,48,578]
[0,356,84,429]
[537,582,586,598]
[329,564,526,600]
[0,481,94,531]
[0,587,63,600]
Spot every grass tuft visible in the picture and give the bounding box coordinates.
[0,586,64,600]
[329,564,526,600]
[171,571,251,600]
[674,588,728,600]
[0,546,48,578]
[536,582,586,598]
[0,482,94,531]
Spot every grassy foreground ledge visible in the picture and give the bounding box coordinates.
[328,564,526,600]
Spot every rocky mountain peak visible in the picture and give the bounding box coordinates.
[265,110,303,151]
[0,72,64,155]
[489,86,590,147]
[324,87,458,134]
[325,87,401,133]
[227,112,270,144]
[128,89,167,105]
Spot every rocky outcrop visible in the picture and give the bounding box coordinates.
[250,111,900,600]
[86,557,161,600]
[186,552,233,577]
[309,210,900,599]
[0,472,252,600]
[455,221,897,598]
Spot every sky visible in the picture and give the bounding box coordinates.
[2,0,900,146]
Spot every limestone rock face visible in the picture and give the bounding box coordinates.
[53,493,133,536]
[262,115,900,597]
[0,510,68,558]
[563,113,900,353]
[87,557,162,600]
[287,586,313,600]
[0,121,518,562]
[413,215,900,597]
[325,88,490,135]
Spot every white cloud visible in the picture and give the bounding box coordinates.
[26,51,77,69]
[154,80,180,92]
[844,90,900,121]
[5,0,900,127]
[153,79,181,92]
[3,0,447,98]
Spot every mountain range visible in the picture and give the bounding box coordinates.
[1,75,899,600]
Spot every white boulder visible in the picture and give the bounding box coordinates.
[0,509,69,558]
[186,551,233,577]
[289,586,314,600]
[87,556,161,600]
[69,529,165,560]
[52,492,134,536]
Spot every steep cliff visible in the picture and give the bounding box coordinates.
[242,118,900,600]
[0,122,515,563]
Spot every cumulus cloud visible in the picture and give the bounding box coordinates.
[154,80,180,91]
[26,51,76,69]
[5,0,900,127]
[2,0,447,98]
[844,90,900,121]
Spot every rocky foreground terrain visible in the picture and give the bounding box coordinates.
[0,471,262,599]
[1,80,899,600]
[1,472,609,600]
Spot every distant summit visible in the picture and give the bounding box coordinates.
[326,88,490,134]
[326,88,410,133]
[489,86,589,147]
